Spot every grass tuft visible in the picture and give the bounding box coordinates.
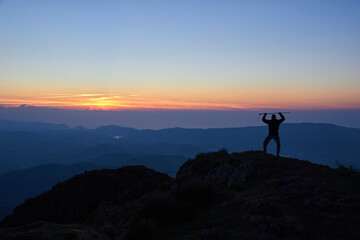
[336,161,359,176]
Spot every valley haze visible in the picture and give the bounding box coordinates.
[0,106,359,129]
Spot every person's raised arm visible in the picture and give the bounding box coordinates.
[279,112,285,123]
[262,113,268,123]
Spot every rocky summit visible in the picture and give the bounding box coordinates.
[0,151,359,240]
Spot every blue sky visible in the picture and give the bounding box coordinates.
[0,0,359,111]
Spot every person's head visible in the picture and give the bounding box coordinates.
[271,114,276,120]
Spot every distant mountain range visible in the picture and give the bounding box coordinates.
[123,123,360,167]
[0,119,69,131]
[1,119,359,172]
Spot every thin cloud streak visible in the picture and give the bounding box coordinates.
[1,92,359,111]
[0,94,267,110]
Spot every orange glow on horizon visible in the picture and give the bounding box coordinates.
[0,89,360,111]
[0,85,359,111]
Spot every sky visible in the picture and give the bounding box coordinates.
[0,1,360,117]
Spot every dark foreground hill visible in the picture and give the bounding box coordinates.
[1,151,359,240]
[0,163,101,220]
[1,166,172,227]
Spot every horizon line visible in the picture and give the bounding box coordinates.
[1,105,360,112]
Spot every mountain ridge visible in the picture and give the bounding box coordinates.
[1,151,359,239]
[0,119,69,131]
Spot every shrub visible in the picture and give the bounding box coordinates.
[336,161,359,176]
[218,148,228,155]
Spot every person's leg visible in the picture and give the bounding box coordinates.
[263,135,271,154]
[274,136,281,157]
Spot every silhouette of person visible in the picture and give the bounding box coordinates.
[262,112,285,157]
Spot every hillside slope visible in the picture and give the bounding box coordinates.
[1,166,171,227]
[1,151,359,240]
[0,163,100,220]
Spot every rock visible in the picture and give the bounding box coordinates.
[249,198,279,216]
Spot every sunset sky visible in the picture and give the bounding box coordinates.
[1,0,360,111]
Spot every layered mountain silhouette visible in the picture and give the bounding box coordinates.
[1,151,359,240]
[0,119,69,132]
[1,120,359,175]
